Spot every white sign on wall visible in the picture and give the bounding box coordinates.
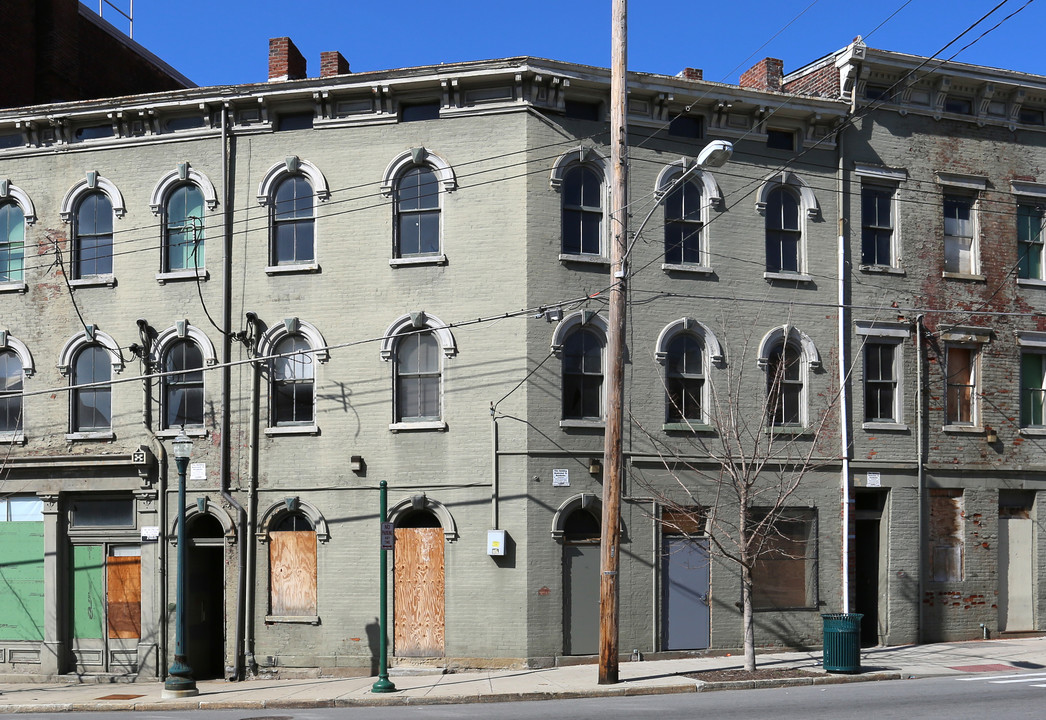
[552,469,570,487]
[866,472,881,488]
[190,462,206,480]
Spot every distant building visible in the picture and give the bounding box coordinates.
[2,0,192,109]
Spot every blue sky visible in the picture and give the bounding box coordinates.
[111,0,1045,88]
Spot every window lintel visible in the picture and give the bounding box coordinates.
[0,181,37,224]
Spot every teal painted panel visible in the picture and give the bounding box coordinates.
[71,545,105,640]
[0,522,45,641]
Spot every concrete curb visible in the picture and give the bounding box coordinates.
[0,671,905,713]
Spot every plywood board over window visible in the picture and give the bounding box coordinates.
[394,527,445,657]
[270,530,317,616]
[106,555,141,639]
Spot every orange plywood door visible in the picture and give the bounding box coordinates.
[270,530,318,616]
[106,555,141,639]
[393,527,445,657]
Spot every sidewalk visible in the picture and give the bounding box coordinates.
[0,636,1044,713]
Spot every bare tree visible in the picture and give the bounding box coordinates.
[633,317,840,671]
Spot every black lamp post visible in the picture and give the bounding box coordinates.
[163,430,198,698]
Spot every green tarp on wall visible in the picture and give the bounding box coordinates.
[0,522,45,641]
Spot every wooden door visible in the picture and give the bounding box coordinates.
[393,527,445,657]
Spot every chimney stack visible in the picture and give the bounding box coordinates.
[676,67,703,81]
[739,57,783,92]
[320,51,351,78]
[268,37,307,82]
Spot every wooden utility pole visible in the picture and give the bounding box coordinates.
[599,0,627,686]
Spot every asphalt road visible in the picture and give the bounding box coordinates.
[7,671,1046,720]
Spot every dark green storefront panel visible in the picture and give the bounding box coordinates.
[71,544,105,640]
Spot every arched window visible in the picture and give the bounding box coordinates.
[765,187,801,274]
[562,327,605,420]
[395,331,440,422]
[272,176,315,266]
[664,180,704,265]
[74,192,114,279]
[163,339,204,429]
[0,349,23,433]
[766,342,803,426]
[164,184,205,272]
[0,201,25,283]
[665,333,705,423]
[272,335,315,426]
[395,166,441,257]
[269,511,317,618]
[72,345,111,432]
[563,507,601,543]
[562,165,604,256]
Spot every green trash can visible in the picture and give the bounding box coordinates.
[821,613,863,673]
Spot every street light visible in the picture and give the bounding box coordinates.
[163,429,198,698]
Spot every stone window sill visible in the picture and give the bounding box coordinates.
[0,281,27,294]
[265,424,320,436]
[560,418,605,429]
[390,254,447,267]
[768,425,811,437]
[156,427,208,438]
[1017,278,1046,288]
[862,422,908,431]
[941,424,982,434]
[157,269,209,284]
[663,422,714,433]
[265,615,320,625]
[559,253,610,266]
[69,275,116,289]
[859,264,905,275]
[662,263,714,275]
[1019,427,1046,437]
[941,271,986,282]
[764,271,813,283]
[66,431,115,441]
[389,420,447,432]
[0,431,26,444]
[265,263,320,275]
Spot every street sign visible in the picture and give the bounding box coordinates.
[380,521,395,550]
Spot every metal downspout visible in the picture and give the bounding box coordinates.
[838,130,852,614]
[490,407,499,530]
[218,104,248,681]
[916,315,925,644]
[244,355,260,675]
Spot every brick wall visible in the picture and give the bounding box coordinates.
[783,64,841,99]
[740,57,783,92]
[269,37,307,82]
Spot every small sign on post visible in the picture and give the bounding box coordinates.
[380,521,395,550]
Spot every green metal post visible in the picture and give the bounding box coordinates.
[372,480,396,693]
[163,433,198,698]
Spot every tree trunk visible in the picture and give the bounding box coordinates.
[741,560,756,671]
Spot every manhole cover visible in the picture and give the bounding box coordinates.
[96,694,144,700]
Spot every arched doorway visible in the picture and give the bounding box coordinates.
[186,513,225,679]
[393,510,445,658]
[562,506,601,655]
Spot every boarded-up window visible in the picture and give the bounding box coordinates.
[751,508,817,610]
[269,513,317,616]
[930,489,964,582]
[662,506,706,536]
[107,547,141,639]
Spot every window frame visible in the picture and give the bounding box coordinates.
[255,157,329,275]
[860,184,896,268]
[551,311,610,428]
[150,164,218,283]
[0,182,35,292]
[393,331,442,424]
[0,348,24,438]
[72,191,115,282]
[756,172,818,282]
[394,165,443,260]
[654,318,725,431]
[757,325,820,431]
[0,200,25,285]
[943,193,978,276]
[1015,331,1046,433]
[59,173,124,288]
[1017,200,1046,282]
[381,312,455,432]
[266,510,319,622]
[162,183,206,275]
[550,149,609,264]
[161,338,206,431]
[70,344,113,436]
[561,326,606,423]
[257,319,327,436]
[270,175,316,267]
[944,344,978,428]
[856,320,909,430]
[561,164,605,258]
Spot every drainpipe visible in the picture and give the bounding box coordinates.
[916,315,926,644]
[218,103,248,681]
[244,345,261,675]
[490,404,499,529]
[837,130,852,614]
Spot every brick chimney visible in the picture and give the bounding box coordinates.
[268,37,307,82]
[320,51,350,78]
[739,58,784,92]
[676,67,703,81]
